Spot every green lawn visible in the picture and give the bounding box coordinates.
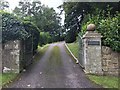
[88,75,119,88]
[67,42,79,59]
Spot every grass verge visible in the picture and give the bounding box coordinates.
[0,73,18,87]
[87,75,119,88]
[67,42,79,59]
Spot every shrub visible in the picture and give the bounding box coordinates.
[80,8,120,52]
[65,30,77,43]
[39,32,52,46]
[98,13,120,52]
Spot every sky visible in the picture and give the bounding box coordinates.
[6,0,65,25]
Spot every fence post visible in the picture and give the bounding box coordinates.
[82,24,103,75]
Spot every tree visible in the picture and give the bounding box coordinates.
[13,0,63,43]
[13,0,42,18]
[61,2,119,43]
[0,0,9,10]
[63,2,119,30]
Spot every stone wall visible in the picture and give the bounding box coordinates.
[102,46,120,76]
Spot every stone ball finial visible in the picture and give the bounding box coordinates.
[87,24,96,31]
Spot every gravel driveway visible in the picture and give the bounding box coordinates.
[5,42,102,88]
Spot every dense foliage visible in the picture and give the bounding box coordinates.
[23,21,40,52]
[80,9,120,52]
[13,1,64,44]
[1,11,29,43]
[65,28,77,43]
[39,32,52,46]
[62,2,120,52]
[62,2,119,43]
[1,11,40,52]
[1,0,65,51]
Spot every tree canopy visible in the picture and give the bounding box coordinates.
[0,0,9,10]
[1,0,64,49]
[13,0,63,44]
[62,2,119,43]
[63,2,119,30]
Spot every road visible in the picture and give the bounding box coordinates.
[6,42,101,88]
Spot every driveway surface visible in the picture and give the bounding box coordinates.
[6,42,101,88]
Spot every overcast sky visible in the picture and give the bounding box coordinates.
[6,0,65,25]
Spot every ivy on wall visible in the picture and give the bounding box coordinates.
[1,11,29,43]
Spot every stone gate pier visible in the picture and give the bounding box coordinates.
[82,24,103,75]
[1,40,33,73]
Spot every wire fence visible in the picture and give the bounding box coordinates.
[78,34,84,68]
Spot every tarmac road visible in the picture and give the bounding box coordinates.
[6,42,101,88]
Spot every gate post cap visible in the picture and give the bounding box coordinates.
[87,24,96,31]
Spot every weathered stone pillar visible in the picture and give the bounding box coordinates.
[2,40,21,73]
[82,24,103,75]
